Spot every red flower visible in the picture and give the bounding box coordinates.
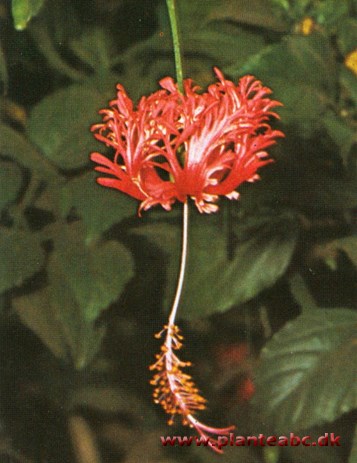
[91,68,283,213]
[90,84,178,210]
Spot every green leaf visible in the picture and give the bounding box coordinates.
[13,223,134,368]
[0,123,57,178]
[254,304,357,432]
[176,0,287,32]
[0,228,45,293]
[0,160,23,211]
[337,18,357,56]
[69,27,116,74]
[289,274,318,309]
[228,33,336,137]
[340,66,357,106]
[183,25,265,72]
[27,83,111,170]
[13,285,105,368]
[273,84,326,134]
[50,223,134,322]
[237,33,336,89]
[313,0,349,28]
[60,172,137,242]
[350,426,357,463]
[133,210,298,319]
[322,111,357,165]
[12,0,44,30]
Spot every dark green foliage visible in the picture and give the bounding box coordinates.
[13,223,133,368]
[231,33,337,137]
[60,172,137,242]
[0,228,45,293]
[133,210,298,319]
[27,84,112,170]
[255,277,357,432]
[0,160,22,211]
[0,0,356,461]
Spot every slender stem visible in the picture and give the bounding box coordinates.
[166,0,184,92]
[166,0,186,324]
[168,201,189,327]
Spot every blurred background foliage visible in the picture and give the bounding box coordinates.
[0,0,356,462]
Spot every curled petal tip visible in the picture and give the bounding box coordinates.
[213,66,224,80]
[159,76,178,93]
[90,152,106,163]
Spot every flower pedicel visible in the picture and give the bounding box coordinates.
[90,68,283,453]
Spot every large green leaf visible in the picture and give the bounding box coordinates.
[13,285,105,368]
[12,0,44,30]
[60,172,137,242]
[0,123,57,178]
[27,83,113,170]
[254,284,357,431]
[228,33,336,137]
[0,228,45,293]
[69,27,117,74]
[49,224,134,322]
[183,24,265,71]
[235,33,335,90]
[133,210,298,319]
[0,160,23,211]
[13,223,134,367]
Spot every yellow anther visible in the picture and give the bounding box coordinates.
[345,49,357,76]
[298,17,314,36]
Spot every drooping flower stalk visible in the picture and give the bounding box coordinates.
[149,203,235,453]
[167,201,189,329]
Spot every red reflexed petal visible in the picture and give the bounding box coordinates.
[90,67,284,213]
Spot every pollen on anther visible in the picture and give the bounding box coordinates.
[149,324,208,426]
